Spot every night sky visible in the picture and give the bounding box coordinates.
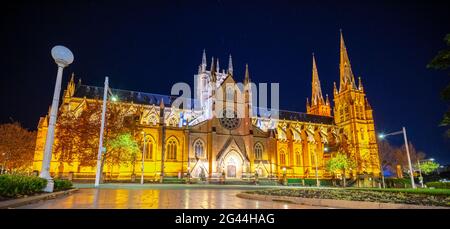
[1,0,449,163]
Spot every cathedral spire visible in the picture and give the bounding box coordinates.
[228,54,233,75]
[358,76,364,91]
[325,94,330,105]
[210,57,216,82]
[306,97,310,110]
[216,58,220,73]
[159,98,165,109]
[365,97,372,110]
[210,57,215,72]
[201,49,207,70]
[333,81,338,95]
[244,63,250,84]
[311,53,324,106]
[339,30,356,91]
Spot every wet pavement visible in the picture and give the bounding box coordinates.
[19,186,328,209]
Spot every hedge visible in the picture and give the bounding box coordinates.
[426,182,450,189]
[0,174,47,198]
[384,178,412,188]
[54,179,73,191]
[287,178,332,186]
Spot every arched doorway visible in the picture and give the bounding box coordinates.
[219,150,245,179]
[226,158,237,178]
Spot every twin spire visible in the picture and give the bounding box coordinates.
[307,53,330,116]
[311,53,325,106]
[339,30,357,91]
[318,30,361,97]
[307,30,361,116]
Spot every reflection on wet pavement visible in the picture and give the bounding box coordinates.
[19,188,325,209]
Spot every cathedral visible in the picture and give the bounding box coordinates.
[32,32,381,186]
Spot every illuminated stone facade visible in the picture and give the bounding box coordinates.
[32,32,381,184]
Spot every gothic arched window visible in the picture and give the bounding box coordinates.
[194,140,204,158]
[167,139,177,160]
[344,105,349,121]
[280,151,286,165]
[226,86,234,102]
[296,151,302,166]
[254,143,263,160]
[356,105,363,119]
[144,137,153,160]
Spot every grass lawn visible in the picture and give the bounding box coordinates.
[247,188,450,207]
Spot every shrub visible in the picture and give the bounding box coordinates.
[287,178,332,186]
[53,179,73,191]
[426,182,450,189]
[163,177,186,184]
[384,178,411,188]
[0,174,47,198]
[287,178,302,184]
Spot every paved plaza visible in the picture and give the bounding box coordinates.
[19,184,328,209]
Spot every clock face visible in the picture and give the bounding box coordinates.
[219,109,240,130]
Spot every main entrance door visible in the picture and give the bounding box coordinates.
[227,165,236,178]
[226,157,238,178]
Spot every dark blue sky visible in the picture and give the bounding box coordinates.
[1,0,449,163]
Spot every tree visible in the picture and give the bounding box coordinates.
[419,161,440,175]
[54,101,140,172]
[398,143,426,173]
[102,133,140,176]
[428,33,450,137]
[0,122,36,172]
[378,140,397,175]
[326,153,357,187]
[378,140,426,176]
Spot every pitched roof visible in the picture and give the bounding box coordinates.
[253,107,334,125]
[73,84,198,107]
[73,84,334,124]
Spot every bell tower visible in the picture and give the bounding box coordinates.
[333,31,380,177]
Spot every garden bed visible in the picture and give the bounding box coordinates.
[0,174,74,201]
[246,188,450,207]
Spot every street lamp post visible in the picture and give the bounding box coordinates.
[380,170,386,189]
[378,127,416,189]
[141,131,146,185]
[94,77,109,188]
[40,46,74,192]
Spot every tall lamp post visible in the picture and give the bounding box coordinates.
[94,77,109,188]
[378,127,416,189]
[40,46,74,192]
